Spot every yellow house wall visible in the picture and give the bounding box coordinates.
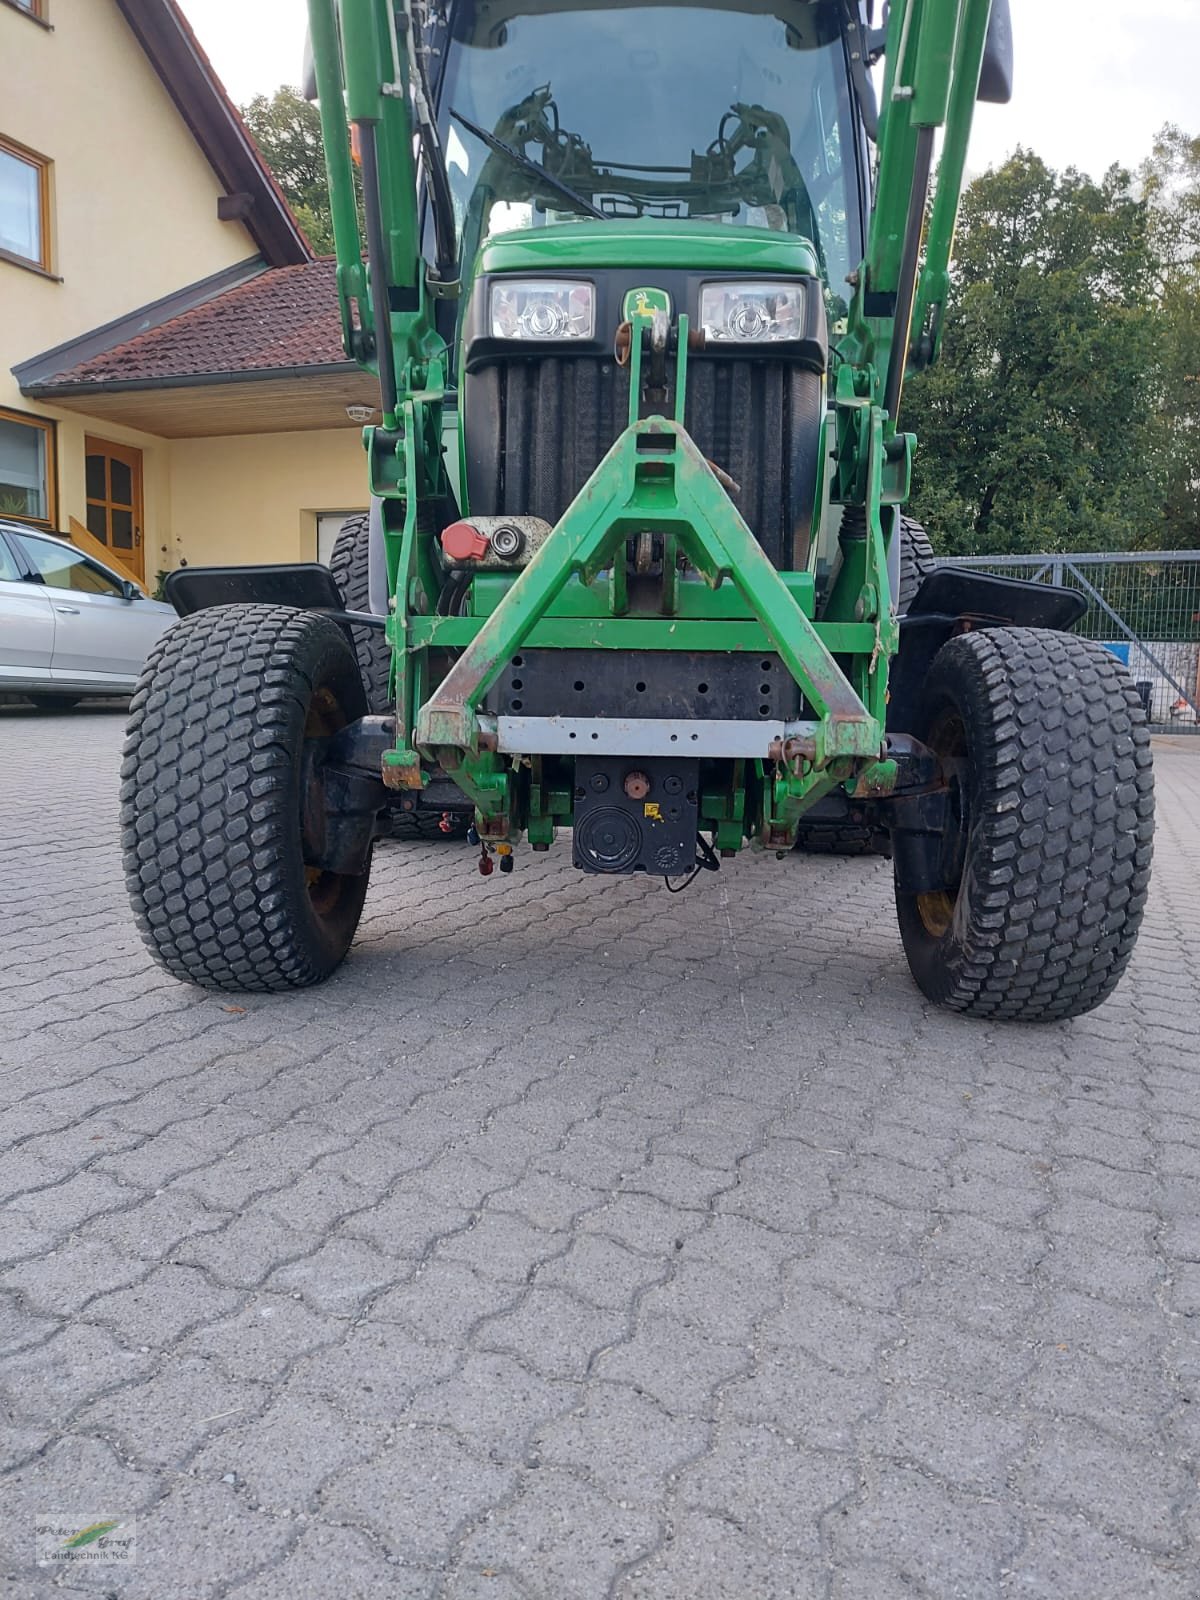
[167,430,369,569]
[1,0,260,545]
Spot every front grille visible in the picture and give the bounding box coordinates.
[463,355,822,569]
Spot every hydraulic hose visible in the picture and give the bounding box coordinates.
[356,120,400,421]
[883,122,934,424]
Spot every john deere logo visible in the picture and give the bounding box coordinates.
[623,287,670,321]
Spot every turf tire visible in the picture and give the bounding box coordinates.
[328,511,392,714]
[895,627,1154,1022]
[794,516,936,858]
[387,807,472,841]
[121,604,371,992]
[789,819,884,858]
[895,515,938,612]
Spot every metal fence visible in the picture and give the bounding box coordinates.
[942,551,1200,731]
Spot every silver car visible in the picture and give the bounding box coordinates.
[0,522,176,708]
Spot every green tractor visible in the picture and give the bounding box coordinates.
[122,0,1154,1020]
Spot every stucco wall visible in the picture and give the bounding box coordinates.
[0,0,257,424]
[1,0,264,560]
[167,429,369,570]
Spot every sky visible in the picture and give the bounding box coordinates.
[181,0,1198,181]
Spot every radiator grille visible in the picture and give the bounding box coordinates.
[463,355,822,569]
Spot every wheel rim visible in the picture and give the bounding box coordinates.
[915,707,970,939]
[916,888,956,939]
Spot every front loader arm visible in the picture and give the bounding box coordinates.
[307,0,454,673]
[306,0,448,430]
[840,0,1008,426]
[827,0,1007,629]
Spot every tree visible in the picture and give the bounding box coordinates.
[1140,126,1200,550]
[903,151,1170,555]
[241,86,335,255]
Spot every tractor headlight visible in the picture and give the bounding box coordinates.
[490,280,595,341]
[699,282,807,344]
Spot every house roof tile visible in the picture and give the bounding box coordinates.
[37,259,347,388]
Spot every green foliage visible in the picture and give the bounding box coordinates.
[0,489,32,517]
[241,86,336,255]
[903,149,1180,555]
[1140,126,1200,552]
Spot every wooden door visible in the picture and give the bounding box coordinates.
[84,437,144,583]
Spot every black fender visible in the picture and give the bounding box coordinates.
[163,564,386,631]
[887,568,1087,734]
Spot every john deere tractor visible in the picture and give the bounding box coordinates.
[121,0,1154,1019]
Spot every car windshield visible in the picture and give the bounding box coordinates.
[436,0,859,299]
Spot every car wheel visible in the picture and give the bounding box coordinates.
[27,694,80,711]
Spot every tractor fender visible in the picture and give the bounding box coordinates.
[886,567,1087,733]
[162,564,385,635]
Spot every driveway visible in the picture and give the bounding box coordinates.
[2,707,1199,1599]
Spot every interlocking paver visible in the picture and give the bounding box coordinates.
[534,1382,708,1503]
[451,1469,661,1600]
[321,1429,518,1565]
[1,710,1199,1597]
[475,1285,628,1379]
[181,1291,337,1380]
[405,1351,579,1459]
[826,1464,1024,1598]
[114,1480,296,1600]
[81,1261,243,1347]
[76,1358,271,1470]
[620,1509,826,1600]
[227,1523,431,1600]
[288,1322,460,1420]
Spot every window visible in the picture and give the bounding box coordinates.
[317,511,368,567]
[437,0,860,296]
[6,1,49,17]
[0,134,51,271]
[0,408,56,527]
[13,531,124,597]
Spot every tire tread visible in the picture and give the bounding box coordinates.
[897,627,1154,1021]
[120,604,369,993]
[328,512,391,713]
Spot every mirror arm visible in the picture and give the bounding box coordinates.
[843,0,881,142]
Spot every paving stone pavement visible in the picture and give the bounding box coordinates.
[1,706,1199,1600]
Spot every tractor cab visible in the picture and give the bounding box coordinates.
[435,0,862,556]
[434,0,864,303]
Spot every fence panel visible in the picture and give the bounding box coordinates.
[942,552,1200,730]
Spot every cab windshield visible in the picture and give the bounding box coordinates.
[436,0,860,301]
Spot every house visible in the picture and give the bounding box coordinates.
[1,0,374,590]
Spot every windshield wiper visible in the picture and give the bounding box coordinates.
[451,108,607,222]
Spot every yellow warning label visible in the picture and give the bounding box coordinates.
[644,802,663,821]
